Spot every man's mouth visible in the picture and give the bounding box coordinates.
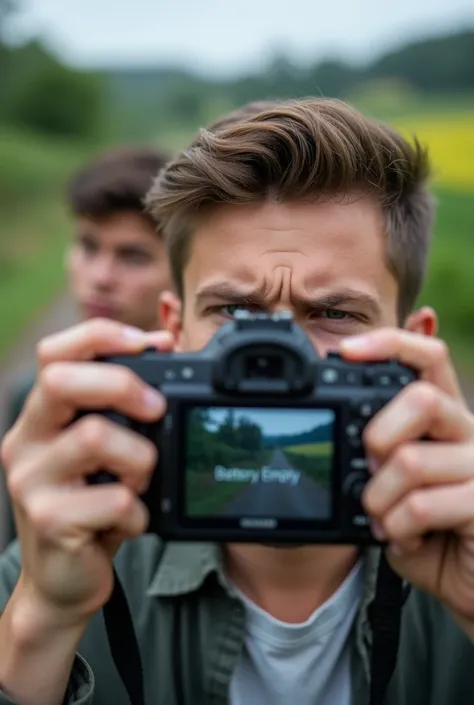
[83,301,118,319]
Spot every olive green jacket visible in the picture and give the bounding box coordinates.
[0,537,473,705]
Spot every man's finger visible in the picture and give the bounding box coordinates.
[37,318,174,369]
[340,328,463,400]
[8,414,157,497]
[363,441,474,518]
[363,382,474,459]
[24,485,149,544]
[378,481,474,544]
[18,362,165,439]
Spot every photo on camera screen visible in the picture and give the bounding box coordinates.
[184,406,335,520]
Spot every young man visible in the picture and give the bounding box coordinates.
[65,146,173,332]
[1,146,173,547]
[1,98,474,705]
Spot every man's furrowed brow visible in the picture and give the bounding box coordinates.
[194,282,382,318]
[195,282,265,306]
[308,289,382,317]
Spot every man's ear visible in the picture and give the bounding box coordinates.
[159,291,183,350]
[404,306,438,338]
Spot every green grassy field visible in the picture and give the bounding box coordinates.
[186,472,246,516]
[0,128,88,357]
[283,442,333,455]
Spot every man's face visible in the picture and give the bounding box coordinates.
[170,197,401,353]
[67,211,173,331]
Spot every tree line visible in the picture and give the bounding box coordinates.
[186,409,269,473]
[1,0,473,143]
[108,27,474,140]
[0,0,105,141]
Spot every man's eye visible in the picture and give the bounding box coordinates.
[322,309,353,320]
[122,251,150,265]
[220,304,262,317]
[80,238,98,255]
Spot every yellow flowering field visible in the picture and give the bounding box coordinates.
[395,113,474,191]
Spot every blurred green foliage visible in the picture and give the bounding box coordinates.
[419,190,474,371]
[1,41,105,141]
[0,127,89,352]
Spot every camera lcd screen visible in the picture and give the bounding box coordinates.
[184,406,336,521]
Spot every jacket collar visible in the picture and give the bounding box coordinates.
[147,542,227,597]
[147,541,382,606]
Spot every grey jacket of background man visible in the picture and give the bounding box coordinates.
[0,372,35,549]
[0,537,473,704]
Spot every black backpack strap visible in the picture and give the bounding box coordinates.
[103,568,145,705]
[102,543,186,705]
[368,553,405,705]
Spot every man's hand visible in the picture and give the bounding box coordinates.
[1,319,172,626]
[340,329,474,625]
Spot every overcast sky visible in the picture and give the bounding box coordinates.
[205,409,335,436]
[8,0,474,76]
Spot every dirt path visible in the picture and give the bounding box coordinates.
[1,295,473,548]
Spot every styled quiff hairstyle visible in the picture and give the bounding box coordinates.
[206,100,286,133]
[146,98,435,319]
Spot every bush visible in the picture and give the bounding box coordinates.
[0,129,91,356]
[0,126,87,213]
[418,189,474,370]
[1,41,105,141]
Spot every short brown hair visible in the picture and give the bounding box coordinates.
[67,145,171,226]
[146,98,435,318]
[207,100,285,133]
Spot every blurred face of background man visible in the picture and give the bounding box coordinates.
[66,146,173,331]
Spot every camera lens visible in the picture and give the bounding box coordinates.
[245,354,283,379]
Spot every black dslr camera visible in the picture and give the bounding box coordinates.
[89,312,417,544]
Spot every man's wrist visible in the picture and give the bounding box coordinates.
[8,576,90,647]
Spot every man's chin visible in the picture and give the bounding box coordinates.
[262,543,307,549]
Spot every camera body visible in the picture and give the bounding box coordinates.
[89,312,417,544]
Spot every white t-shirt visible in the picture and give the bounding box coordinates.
[229,561,363,705]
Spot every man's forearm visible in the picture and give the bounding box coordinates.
[0,582,88,705]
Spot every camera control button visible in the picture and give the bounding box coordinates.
[161,498,172,513]
[398,371,416,386]
[345,422,364,449]
[364,369,394,386]
[321,367,340,384]
[345,370,362,385]
[375,373,393,387]
[350,399,379,419]
[343,471,367,503]
[350,457,368,471]
[345,422,361,438]
[350,478,366,504]
[326,351,341,358]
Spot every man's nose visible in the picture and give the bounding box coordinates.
[89,255,116,286]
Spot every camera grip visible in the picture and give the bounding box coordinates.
[87,470,118,485]
[79,410,131,486]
